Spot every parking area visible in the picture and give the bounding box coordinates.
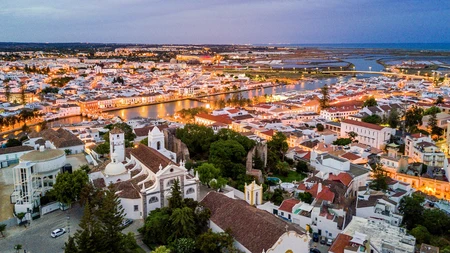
[0,204,84,253]
[310,239,331,253]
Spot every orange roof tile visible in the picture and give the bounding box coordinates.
[279,199,300,213]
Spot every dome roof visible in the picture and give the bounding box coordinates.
[104,161,127,176]
[21,149,65,162]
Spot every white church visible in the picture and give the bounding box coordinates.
[89,126,199,219]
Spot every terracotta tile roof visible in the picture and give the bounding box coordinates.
[110,127,124,134]
[278,199,300,213]
[201,192,304,253]
[195,113,232,125]
[260,129,274,137]
[130,144,173,174]
[341,119,384,131]
[329,233,353,253]
[341,152,361,161]
[316,187,335,202]
[328,173,353,187]
[0,145,34,155]
[357,195,384,208]
[92,178,106,188]
[29,128,84,148]
[134,125,168,137]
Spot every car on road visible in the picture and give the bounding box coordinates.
[312,233,319,242]
[327,238,333,246]
[121,219,133,229]
[51,228,66,238]
[320,236,327,244]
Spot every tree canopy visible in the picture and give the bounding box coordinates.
[53,170,89,205]
[363,97,378,107]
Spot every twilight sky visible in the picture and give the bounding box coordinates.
[1,0,449,44]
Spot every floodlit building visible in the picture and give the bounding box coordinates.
[11,146,66,220]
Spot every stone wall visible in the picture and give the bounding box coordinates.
[245,143,267,183]
[163,128,190,162]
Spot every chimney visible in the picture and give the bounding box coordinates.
[318,183,323,194]
[39,145,45,152]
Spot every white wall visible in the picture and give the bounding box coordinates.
[266,231,310,253]
[121,198,142,219]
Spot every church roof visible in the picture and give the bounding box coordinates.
[201,192,304,253]
[130,144,174,174]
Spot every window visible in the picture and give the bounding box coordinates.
[288,214,291,220]
[157,141,161,150]
[149,196,158,204]
[186,188,195,195]
[117,135,119,138]
[281,212,284,216]
[134,205,138,211]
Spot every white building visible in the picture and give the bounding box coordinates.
[329,216,415,253]
[89,127,197,219]
[340,119,394,149]
[11,147,66,221]
[404,133,446,168]
[310,151,370,197]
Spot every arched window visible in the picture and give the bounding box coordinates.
[149,196,158,204]
[157,141,161,150]
[186,188,195,195]
[255,192,259,205]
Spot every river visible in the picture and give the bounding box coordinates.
[52,57,384,125]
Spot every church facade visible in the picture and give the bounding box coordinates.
[89,127,199,219]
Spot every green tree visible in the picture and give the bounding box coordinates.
[270,188,285,205]
[209,139,247,179]
[15,212,26,225]
[96,186,126,252]
[20,83,26,105]
[5,138,21,147]
[196,163,221,186]
[171,238,196,253]
[196,229,235,253]
[139,208,172,246]
[405,105,424,133]
[176,124,216,160]
[435,96,444,105]
[422,209,450,235]
[363,97,378,107]
[267,132,289,162]
[296,161,309,174]
[319,85,330,109]
[409,225,431,245]
[297,192,313,204]
[65,236,78,253]
[209,177,227,190]
[333,138,352,146]
[316,123,324,132]
[95,143,110,155]
[72,202,102,253]
[140,137,148,146]
[348,131,358,141]
[104,123,136,142]
[53,170,88,205]
[369,163,388,192]
[216,128,256,152]
[424,106,441,116]
[0,224,6,237]
[387,108,400,128]
[170,207,196,241]
[169,179,183,210]
[153,246,171,253]
[362,115,382,124]
[398,193,425,230]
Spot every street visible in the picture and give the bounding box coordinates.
[0,205,83,253]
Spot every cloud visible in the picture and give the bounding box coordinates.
[0,0,448,43]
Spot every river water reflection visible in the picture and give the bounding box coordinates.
[52,57,385,125]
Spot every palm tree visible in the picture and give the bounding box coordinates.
[170,207,196,240]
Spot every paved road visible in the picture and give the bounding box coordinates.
[0,205,83,253]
